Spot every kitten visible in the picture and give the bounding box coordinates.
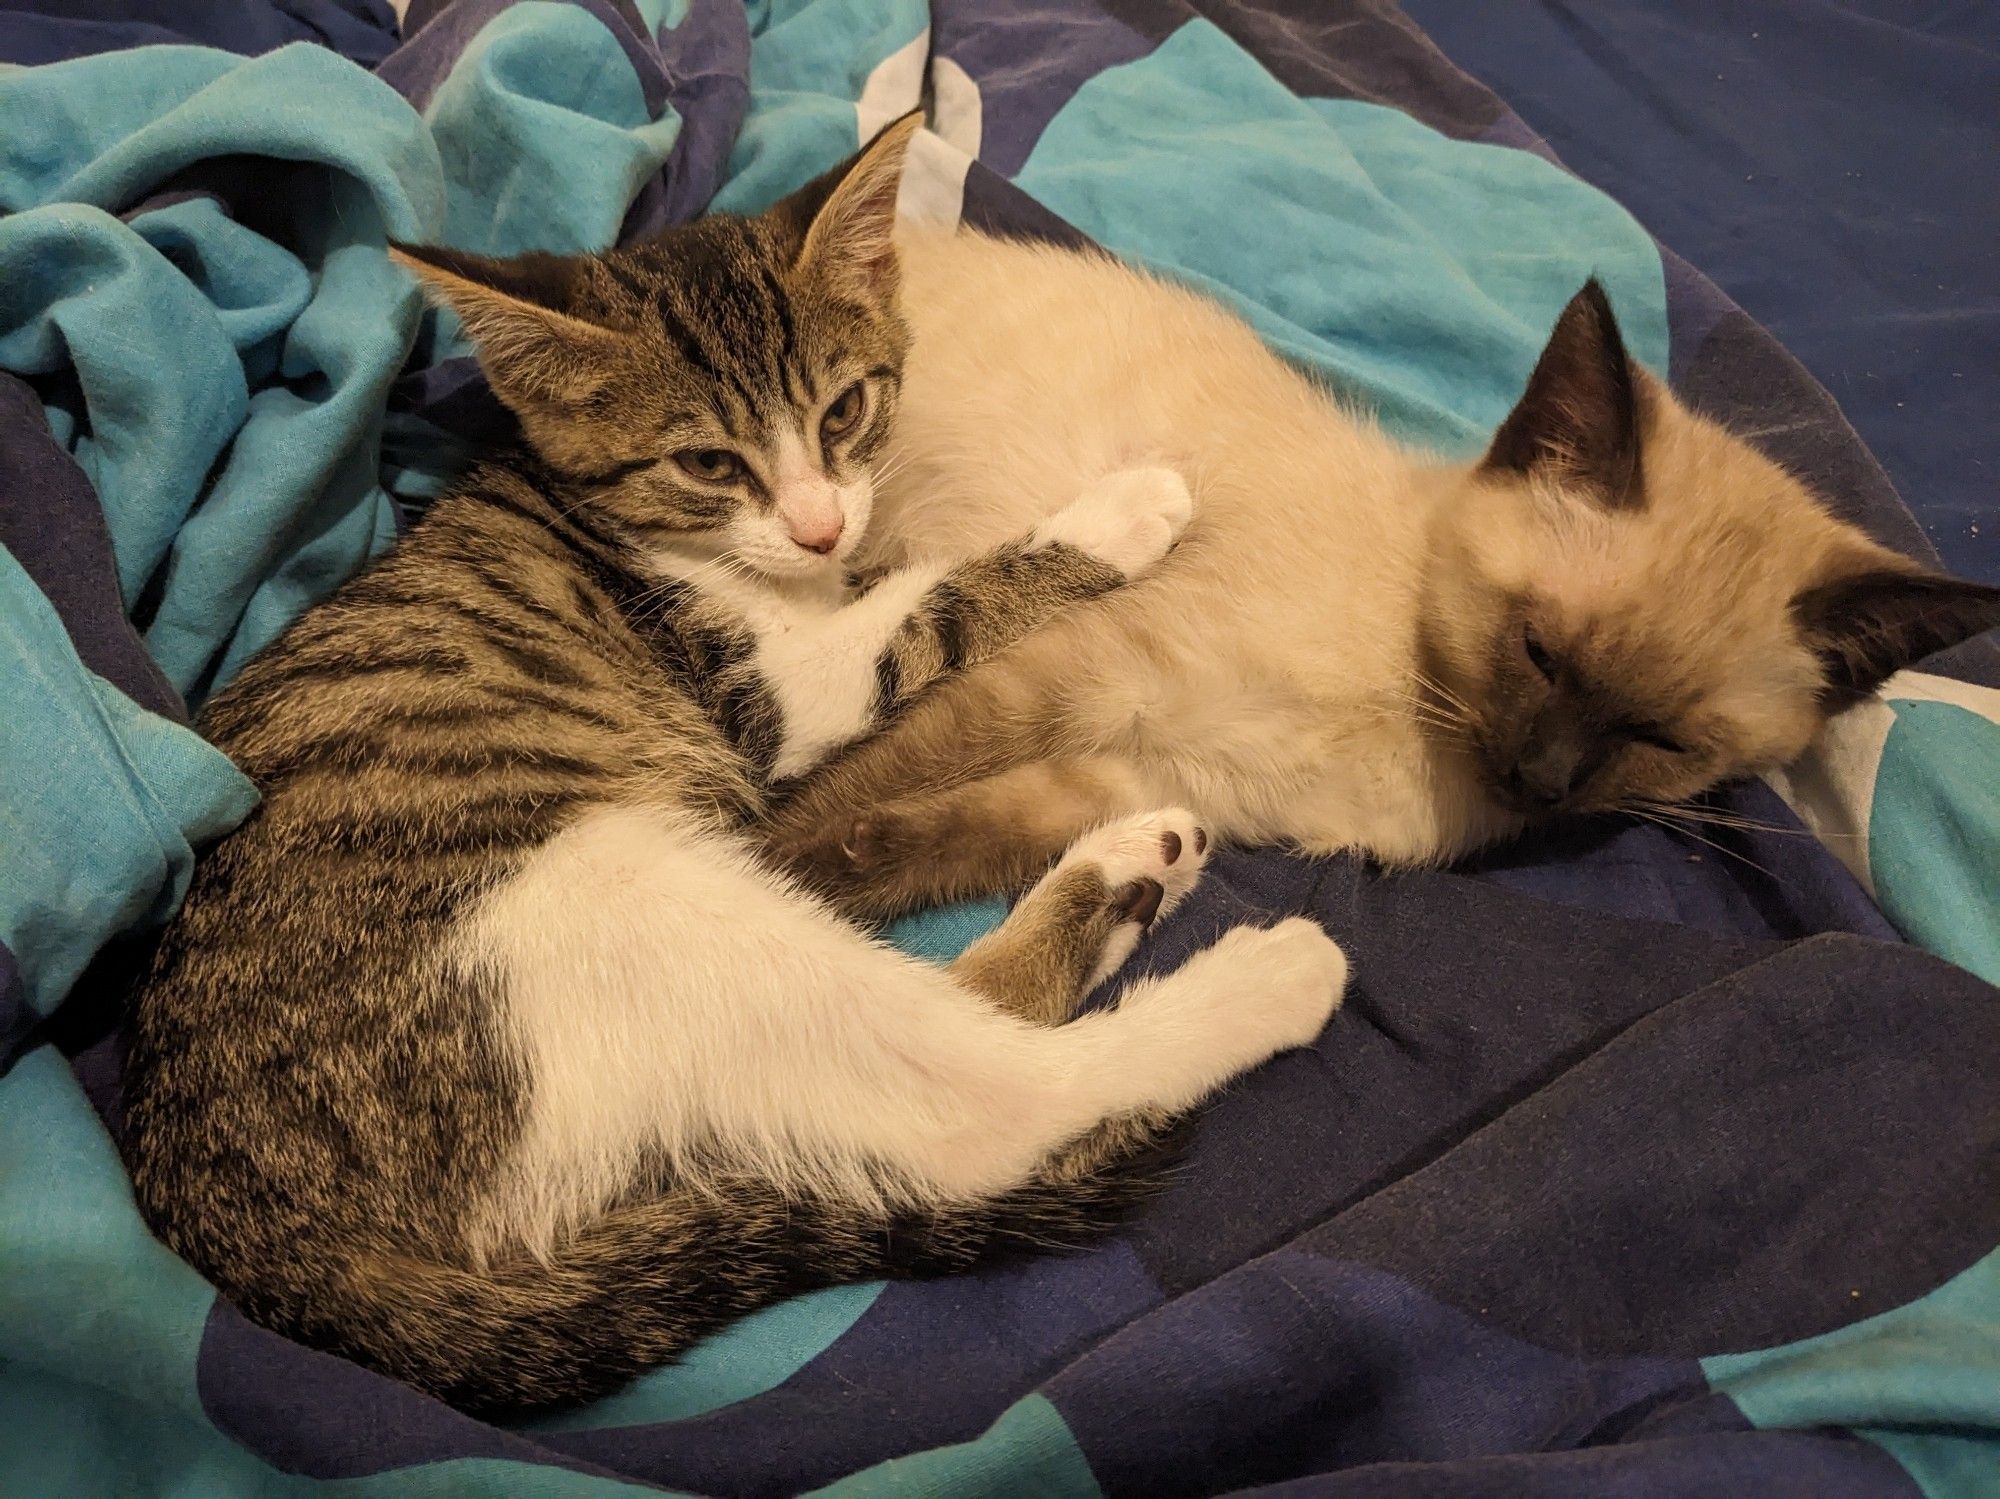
[121,119,1347,1415]
[764,216,2000,916]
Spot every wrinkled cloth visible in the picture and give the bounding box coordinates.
[0,3,1994,1495]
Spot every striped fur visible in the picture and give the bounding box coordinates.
[122,120,1348,1414]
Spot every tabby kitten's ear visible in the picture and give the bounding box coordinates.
[1793,545,2000,700]
[790,112,923,303]
[1482,279,1644,511]
[388,244,626,409]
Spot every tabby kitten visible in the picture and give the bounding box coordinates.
[122,119,1346,1415]
[765,217,2000,916]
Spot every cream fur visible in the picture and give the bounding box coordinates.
[856,226,1516,862]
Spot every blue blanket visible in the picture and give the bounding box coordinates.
[1408,0,1999,588]
[3,3,1997,1494]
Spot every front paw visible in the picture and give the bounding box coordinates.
[1031,466,1193,579]
[764,807,918,889]
[759,813,862,890]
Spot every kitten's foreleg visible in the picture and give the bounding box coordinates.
[753,467,1191,781]
[788,755,1162,921]
[470,804,1342,1253]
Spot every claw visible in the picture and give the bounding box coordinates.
[841,818,882,869]
[1110,878,1165,929]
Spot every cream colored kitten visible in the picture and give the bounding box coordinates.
[766,226,2000,915]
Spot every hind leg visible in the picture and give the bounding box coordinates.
[475,804,1344,1227]
[950,808,1208,1026]
[880,912,1348,1201]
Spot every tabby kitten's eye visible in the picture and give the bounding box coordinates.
[1522,623,1556,681]
[821,383,866,442]
[676,449,743,484]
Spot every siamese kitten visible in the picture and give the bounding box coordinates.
[765,215,2000,916]
[122,120,1346,1415]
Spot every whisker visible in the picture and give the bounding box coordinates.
[1369,678,1468,721]
[1630,799,1860,843]
[1407,666,1475,719]
[1359,692,1465,736]
[1626,808,1783,883]
[868,452,914,489]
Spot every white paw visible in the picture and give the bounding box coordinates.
[1057,806,1208,912]
[1204,918,1347,1052]
[1051,807,1210,986]
[1031,466,1193,579]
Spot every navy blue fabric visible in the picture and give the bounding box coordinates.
[1464,781,1904,944]
[5,3,1995,1495]
[0,0,399,66]
[0,374,187,723]
[1405,0,2000,586]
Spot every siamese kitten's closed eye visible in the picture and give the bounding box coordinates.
[760,219,2000,918]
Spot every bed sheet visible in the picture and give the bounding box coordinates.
[1407,0,1998,585]
[0,3,1995,1495]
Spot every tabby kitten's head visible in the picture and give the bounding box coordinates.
[391,115,921,582]
[1421,280,2000,818]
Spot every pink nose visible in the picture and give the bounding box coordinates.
[790,517,843,554]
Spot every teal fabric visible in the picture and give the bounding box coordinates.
[1870,700,2000,986]
[808,1393,1103,1498]
[0,547,255,1025]
[1704,1247,2000,1499]
[883,895,1012,962]
[423,3,686,259]
[709,0,926,216]
[0,1048,280,1497]
[0,43,438,697]
[1014,22,1669,456]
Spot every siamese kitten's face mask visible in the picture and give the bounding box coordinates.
[1421,281,2000,819]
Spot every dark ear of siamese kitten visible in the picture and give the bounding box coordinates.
[757,238,2000,917]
